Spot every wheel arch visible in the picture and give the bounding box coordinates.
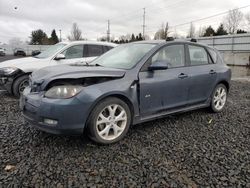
[216,80,230,91]
[85,93,135,129]
[11,72,31,93]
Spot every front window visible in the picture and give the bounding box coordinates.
[62,45,84,59]
[92,43,156,69]
[151,44,185,68]
[35,43,66,59]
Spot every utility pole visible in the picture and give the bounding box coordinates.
[59,29,62,42]
[142,8,146,39]
[107,20,110,42]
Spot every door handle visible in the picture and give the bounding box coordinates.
[178,73,188,79]
[209,70,216,74]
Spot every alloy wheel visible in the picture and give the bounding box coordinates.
[96,104,127,141]
[213,86,227,111]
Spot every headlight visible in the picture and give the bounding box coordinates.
[0,67,18,75]
[44,85,83,99]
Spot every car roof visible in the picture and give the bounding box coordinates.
[132,40,210,48]
[60,40,117,47]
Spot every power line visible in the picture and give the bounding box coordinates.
[172,4,250,28]
[146,4,250,33]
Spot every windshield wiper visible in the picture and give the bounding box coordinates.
[95,63,102,67]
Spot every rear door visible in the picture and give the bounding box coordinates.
[139,44,189,116]
[186,44,217,105]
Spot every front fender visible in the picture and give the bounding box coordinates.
[76,79,139,125]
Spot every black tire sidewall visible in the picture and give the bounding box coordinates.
[12,75,29,97]
[210,84,228,113]
[87,97,131,144]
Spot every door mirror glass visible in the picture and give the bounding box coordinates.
[148,60,169,71]
[54,54,65,60]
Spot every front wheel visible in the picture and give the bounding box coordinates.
[210,84,228,113]
[87,97,131,144]
[12,75,29,97]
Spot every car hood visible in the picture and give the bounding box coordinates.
[32,64,126,81]
[0,57,48,70]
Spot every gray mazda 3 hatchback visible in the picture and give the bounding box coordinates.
[20,40,231,144]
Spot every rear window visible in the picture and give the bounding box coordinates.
[103,46,114,53]
[84,45,104,57]
[188,45,209,66]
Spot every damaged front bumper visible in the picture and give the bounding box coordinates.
[20,87,93,135]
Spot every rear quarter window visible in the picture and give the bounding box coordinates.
[208,48,217,63]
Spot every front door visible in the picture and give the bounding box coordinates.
[52,44,85,65]
[139,44,189,116]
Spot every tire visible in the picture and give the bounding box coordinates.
[12,75,29,97]
[87,97,131,144]
[210,84,228,113]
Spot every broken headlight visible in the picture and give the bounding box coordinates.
[44,85,83,99]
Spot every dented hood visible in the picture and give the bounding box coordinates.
[32,64,126,81]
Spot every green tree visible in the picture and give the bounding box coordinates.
[30,29,48,45]
[236,29,247,34]
[50,29,59,44]
[215,24,228,36]
[138,33,143,41]
[130,34,135,42]
[203,26,215,37]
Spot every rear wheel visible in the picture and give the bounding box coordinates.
[87,97,131,144]
[12,75,29,97]
[210,84,228,113]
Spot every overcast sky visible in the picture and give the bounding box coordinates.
[0,0,250,44]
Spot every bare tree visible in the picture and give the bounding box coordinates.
[198,26,206,37]
[9,37,23,46]
[246,13,250,30]
[68,23,83,41]
[187,22,196,38]
[224,9,243,34]
[154,22,170,40]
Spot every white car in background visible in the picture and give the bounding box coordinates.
[0,41,117,97]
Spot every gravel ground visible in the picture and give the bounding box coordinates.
[0,81,249,187]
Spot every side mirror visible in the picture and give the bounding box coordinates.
[148,60,169,71]
[54,54,65,60]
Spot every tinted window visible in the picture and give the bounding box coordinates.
[103,46,114,53]
[208,48,217,63]
[62,45,83,59]
[188,45,208,65]
[85,45,104,57]
[151,44,185,68]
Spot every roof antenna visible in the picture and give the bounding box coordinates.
[190,38,197,42]
[166,37,174,41]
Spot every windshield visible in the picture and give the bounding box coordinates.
[35,43,66,58]
[92,43,156,69]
